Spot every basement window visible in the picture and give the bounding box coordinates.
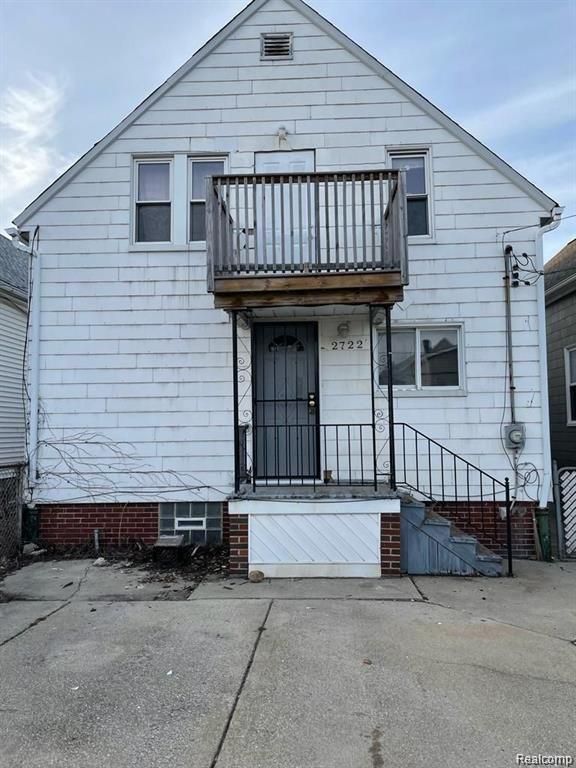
[159,502,222,545]
[134,159,172,243]
[260,32,293,60]
[379,326,462,390]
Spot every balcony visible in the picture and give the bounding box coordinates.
[206,168,408,309]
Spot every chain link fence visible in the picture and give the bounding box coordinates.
[0,464,24,567]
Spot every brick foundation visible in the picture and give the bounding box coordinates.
[381,513,401,575]
[222,502,230,547]
[227,511,401,577]
[38,503,159,547]
[428,501,537,559]
[228,514,248,576]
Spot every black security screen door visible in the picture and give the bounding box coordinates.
[253,322,319,480]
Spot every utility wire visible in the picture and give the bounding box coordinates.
[501,212,576,237]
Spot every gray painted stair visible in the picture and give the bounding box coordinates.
[400,500,503,577]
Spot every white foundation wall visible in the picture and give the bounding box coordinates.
[22,0,549,503]
[230,497,400,578]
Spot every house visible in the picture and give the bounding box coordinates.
[12,0,563,577]
[0,235,29,561]
[545,239,576,469]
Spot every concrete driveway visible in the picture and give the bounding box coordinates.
[1,559,575,768]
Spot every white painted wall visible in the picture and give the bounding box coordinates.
[0,296,27,466]
[20,0,550,504]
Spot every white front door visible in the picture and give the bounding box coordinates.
[254,150,315,267]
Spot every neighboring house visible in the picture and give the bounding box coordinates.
[0,235,28,467]
[0,235,29,560]
[545,239,576,468]
[13,0,562,577]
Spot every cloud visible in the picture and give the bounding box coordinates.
[0,74,70,227]
[508,147,576,261]
[512,148,576,204]
[461,77,576,142]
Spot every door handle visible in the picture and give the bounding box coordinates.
[308,392,317,410]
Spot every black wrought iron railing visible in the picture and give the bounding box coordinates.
[239,422,378,491]
[393,422,513,576]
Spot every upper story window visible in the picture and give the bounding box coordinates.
[379,326,461,390]
[189,159,225,241]
[135,160,172,243]
[566,347,576,425]
[390,153,430,237]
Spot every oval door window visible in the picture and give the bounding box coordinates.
[268,334,304,352]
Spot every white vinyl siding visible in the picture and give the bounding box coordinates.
[19,0,550,502]
[0,298,26,466]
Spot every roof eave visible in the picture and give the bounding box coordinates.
[545,273,576,305]
[0,283,28,306]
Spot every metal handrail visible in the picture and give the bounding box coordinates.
[240,421,378,491]
[394,422,513,576]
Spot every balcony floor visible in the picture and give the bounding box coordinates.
[213,270,404,309]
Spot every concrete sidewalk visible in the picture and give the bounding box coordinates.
[217,599,575,768]
[0,558,193,603]
[1,560,574,768]
[413,559,576,640]
[191,575,421,601]
[0,600,268,768]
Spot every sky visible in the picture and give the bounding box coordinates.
[0,0,574,260]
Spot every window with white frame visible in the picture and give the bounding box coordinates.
[566,347,576,425]
[390,153,430,236]
[379,326,462,389]
[134,160,172,242]
[189,158,225,241]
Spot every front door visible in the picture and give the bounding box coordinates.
[254,150,315,267]
[253,322,319,480]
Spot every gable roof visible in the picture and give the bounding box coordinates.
[0,235,29,303]
[14,0,559,227]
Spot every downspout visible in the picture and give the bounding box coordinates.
[535,207,563,507]
[27,228,41,493]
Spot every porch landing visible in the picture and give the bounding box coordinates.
[234,483,398,501]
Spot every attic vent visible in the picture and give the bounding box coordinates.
[261,32,293,60]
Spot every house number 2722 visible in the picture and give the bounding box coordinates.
[331,339,365,350]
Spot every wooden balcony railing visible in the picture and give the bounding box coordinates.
[206,169,408,294]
